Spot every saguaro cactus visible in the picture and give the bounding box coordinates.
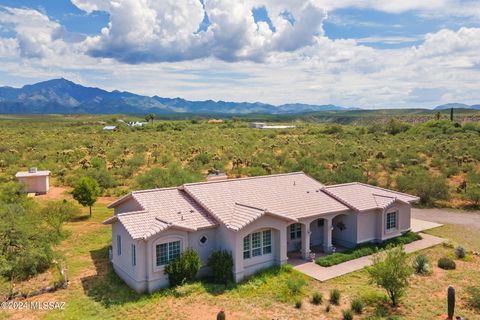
[448,285,455,320]
[217,309,226,320]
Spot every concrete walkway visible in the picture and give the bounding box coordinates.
[411,218,443,232]
[292,233,444,282]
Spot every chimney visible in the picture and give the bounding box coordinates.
[29,167,37,173]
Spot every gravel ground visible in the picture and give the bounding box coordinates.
[412,208,480,229]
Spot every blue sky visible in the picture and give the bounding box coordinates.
[0,0,479,108]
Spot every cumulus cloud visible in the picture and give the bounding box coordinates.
[74,0,327,63]
[0,6,68,59]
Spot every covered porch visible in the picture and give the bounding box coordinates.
[286,211,356,261]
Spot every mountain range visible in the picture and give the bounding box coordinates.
[0,78,358,115]
[434,103,480,110]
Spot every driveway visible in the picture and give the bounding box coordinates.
[412,208,480,229]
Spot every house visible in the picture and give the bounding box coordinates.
[249,122,266,128]
[208,119,224,124]
[15,167,50,194]
[127,121,146,127]
[103,126,117,131]
[104,172,419,293]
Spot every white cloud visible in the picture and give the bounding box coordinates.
[0,2,480,108]
[75,0,327,63]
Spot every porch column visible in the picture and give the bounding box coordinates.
[323,218,333,253]
[279,227,288,264]
[301,223,311,259]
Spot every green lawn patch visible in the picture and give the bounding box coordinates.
[316,232,422,267]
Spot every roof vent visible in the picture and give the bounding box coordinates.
[29,167,37,173]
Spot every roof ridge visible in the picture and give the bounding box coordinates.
[355,183,419,199]
[132,186,180,194]
[324,182,359,188]
[234,202,266,211]
[320,187,359,211]
[182,171,306,187]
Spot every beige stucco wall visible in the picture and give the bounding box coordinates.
[332,213,357,248]
[17,176,49,194]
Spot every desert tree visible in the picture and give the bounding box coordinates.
[72,177,100,217]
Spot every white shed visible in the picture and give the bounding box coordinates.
[15,168,50,194]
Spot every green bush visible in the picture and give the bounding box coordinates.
[454,245,466,259]
[330,289,341,305]
[467,286,480,310]
[164,248,201,287]
[413,254,431,274]
[316,232,421,267]
[286,275,306,295]
[311,292,322,305]
[396,168,449,205]
[342,309,353,320]
[350,298,364,314]
[438,257,456,270]
[207,250,233,284]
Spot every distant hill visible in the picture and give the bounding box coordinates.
[434,103,480,110]
[0,78,358,115]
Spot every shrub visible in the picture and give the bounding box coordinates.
[455,245,466,259]
[467,286,480,310]
[164,248,201,287]
[413,254,431,274]
[396,169,449,205]
[294,299,302,309]
[342,309,353,320]
[325,304,331,313]
[311,292,322,305]
[316,232,421,267]
[330,289,341,305]
[438,257,456,270]
[368,246,413,306]
[286,275,306,295]
[350,298,364,314]
[207,250,233,284]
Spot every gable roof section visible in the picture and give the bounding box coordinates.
[323,182,419,212]
[104,187,217,240]
[183,172,349,230]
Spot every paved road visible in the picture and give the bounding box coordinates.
[412,208,480,229]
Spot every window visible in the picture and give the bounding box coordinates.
[243,229,273,259]
[156,240,181,266]
[132,244,136,266]
[386,212,397,230]
[263,230,272,254]
[243,236,250,259]
[289,223,302,240]
[252,232,261,257]
[117,235,121,256]
[199,235,208,246]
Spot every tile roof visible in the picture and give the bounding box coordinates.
[105,173,419,237]
[322,182,419,211]
[105,188,217,240]
[183,172,349,230]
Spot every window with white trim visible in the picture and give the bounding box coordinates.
[243,230,272,259]
[156,240,181,266]
[386,212,397,230]
[132,244,136,266]
[289,223,302,240]
[117,235,121,256]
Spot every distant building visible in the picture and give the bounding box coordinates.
[103,126,117,131]
[249,122,295,129]
[249,122,266,128]
[127,121,146,127]
[15,167,50,194]
[208,119,224,124]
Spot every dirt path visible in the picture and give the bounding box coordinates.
[412,208,480,229]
